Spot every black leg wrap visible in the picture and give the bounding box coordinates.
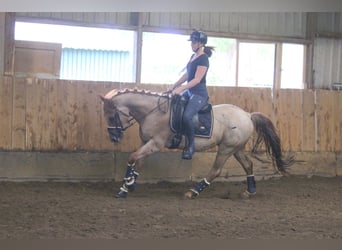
[115,163,139,198]
[247,175,256,194]
[190,178,210,196]
[123,163,139,191]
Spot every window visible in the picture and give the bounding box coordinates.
[238,42,275,88]
[141,32,237,86]
[281,43,305,89]
[15,21,136,82]
[206,37,236,86]
[141,32,190,84]
[15,21,306,89]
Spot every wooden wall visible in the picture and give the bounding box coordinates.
[0,76,341,153]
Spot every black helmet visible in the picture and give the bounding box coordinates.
[188,31,207,44]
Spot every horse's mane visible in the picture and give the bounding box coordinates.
[105,88,170,100]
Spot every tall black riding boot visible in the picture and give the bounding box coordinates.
[182,134,195,160]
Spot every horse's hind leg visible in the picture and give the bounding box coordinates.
[234,149,256,197]
[184,145,234,199]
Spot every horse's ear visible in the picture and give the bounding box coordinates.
[99,95,106,102]
[99,95,115,108]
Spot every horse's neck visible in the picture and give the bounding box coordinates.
[117,93,168,121]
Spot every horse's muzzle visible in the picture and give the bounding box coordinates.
[107,127,124,143]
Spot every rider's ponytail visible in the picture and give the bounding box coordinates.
[204,46,215,58]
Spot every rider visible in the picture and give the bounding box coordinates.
[171,30,215,160]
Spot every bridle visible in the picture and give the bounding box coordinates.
[107,109,135,132]
[106,93,171,142]
[106,109,135,143]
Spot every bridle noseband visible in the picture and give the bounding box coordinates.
[107,110,135,142]
[107,110,135,131]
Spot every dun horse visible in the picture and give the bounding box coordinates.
[100,88,293,199]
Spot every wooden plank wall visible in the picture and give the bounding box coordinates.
[0,76,341,153]
[0,76,12,149]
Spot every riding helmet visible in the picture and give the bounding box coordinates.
[188,31,207,44]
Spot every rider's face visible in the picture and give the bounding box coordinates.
[191,40,201,52]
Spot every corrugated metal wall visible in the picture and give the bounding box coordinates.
[316,12,342,33]
[16,12,307,38]
[60,48,133,82]
[15,12,132,27]
[144,12,307,38]
[313,38,342,89]
[314,13,342,89]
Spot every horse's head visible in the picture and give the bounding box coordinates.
[99,95,134,143]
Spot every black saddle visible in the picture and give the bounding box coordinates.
[169,95,213,148]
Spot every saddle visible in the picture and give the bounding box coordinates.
[169,94,213,149]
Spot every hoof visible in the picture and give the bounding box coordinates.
[115,189,128,198]
[126,182,137,192]
[184,190,197,199]
[282,171,291,177]
[241,190,256,199]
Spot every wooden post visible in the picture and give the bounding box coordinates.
[4,12,15,76]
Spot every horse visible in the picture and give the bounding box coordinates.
[99,88,294,199]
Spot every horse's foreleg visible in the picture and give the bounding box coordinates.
[234,150,256,197]
[185,146,233,199]
[116,140,161,198]
[116,161,140,198]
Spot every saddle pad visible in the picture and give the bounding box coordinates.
[170,108,213,138]
[193,109,213,138]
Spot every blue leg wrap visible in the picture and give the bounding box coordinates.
[190,178,210,196]
[247,175,256,194]
[116,163,139,198]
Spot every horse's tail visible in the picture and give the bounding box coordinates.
[251,112,294,175]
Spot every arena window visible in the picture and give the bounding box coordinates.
[14,21,136,82]
[15,21,305,89]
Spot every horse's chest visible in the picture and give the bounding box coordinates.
[139,120,167,141]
